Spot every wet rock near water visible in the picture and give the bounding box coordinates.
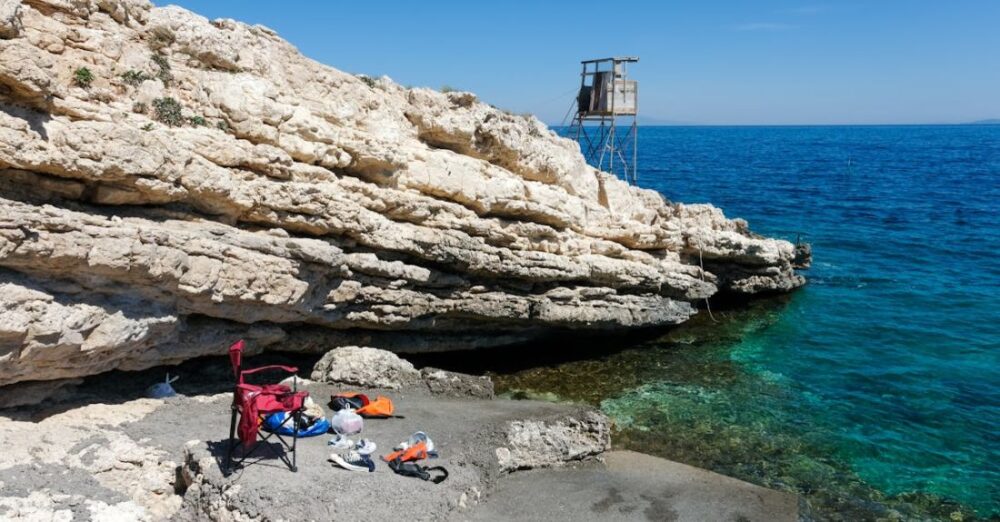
[421,367,495,399]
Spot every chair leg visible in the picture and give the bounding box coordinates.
[226,406,238,471]
[226,408,302,473]
[291,411,299,472]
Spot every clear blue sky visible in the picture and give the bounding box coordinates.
[157,1,1000,125]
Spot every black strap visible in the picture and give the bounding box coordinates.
[388,458,426,479]
[425,465,449,484]
[388,458,448,484]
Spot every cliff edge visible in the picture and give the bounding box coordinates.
[0,0,806,387]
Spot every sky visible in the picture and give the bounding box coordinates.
[156,1,1000,125]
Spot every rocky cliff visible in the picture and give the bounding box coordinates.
[0,0,805,387]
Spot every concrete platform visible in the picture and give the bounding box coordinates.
[463,450,798,522]
[136,383,601,521]
[1,374,798,521]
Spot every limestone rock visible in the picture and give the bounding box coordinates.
[495,410,611,472]
[0,398,181,520]
[310,346,421,390]
[0,0,21,39]
[0,377,82,408]
[0,0,807,388]
[422,367,495,399]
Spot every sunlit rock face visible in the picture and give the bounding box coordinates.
[0,0,804,386]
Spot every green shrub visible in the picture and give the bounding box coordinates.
[148,31,174,51]
[141,123,155,131]
[440,85,458,93]
[132,102,147,114]
[73,67,94,88]
[188,115,207,127]
[121,70,153,87]
[216,120,230,132]
[356,74,377,89]
[151,53,173,86]
[152,97,183,126]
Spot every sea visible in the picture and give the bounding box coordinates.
[451,125,999,520]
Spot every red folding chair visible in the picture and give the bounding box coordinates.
[225,340,309,472]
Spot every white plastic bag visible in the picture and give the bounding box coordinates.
[330,408,363,435]
[147,373,179,398]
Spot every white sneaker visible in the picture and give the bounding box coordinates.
[329,451,375,472]
[354,438,377,455]
[328,434,353,450]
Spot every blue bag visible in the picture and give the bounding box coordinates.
[262,412,330,437]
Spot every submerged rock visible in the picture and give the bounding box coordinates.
[0,0,806,388]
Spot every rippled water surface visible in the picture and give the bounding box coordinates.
[499,125,1000,520]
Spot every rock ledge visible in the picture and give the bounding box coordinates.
[0,0,806,388]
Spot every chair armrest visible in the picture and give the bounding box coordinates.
[241,364,299,376]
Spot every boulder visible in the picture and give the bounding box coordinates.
[495,410,611,472]
[310,346,421,390]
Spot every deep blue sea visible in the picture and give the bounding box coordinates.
[494,125,1000,520]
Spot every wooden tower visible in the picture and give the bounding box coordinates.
[567,57,639,184]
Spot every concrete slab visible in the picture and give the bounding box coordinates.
[463,450,798,522]
[143,382,603,521]
[2,360,798,522]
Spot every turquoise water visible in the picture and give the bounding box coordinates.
[499,125,1000,520]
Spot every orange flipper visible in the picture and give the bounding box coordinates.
[382,440,428,462]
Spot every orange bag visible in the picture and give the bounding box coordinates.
[330,393,396,418]
[357,395,395,417]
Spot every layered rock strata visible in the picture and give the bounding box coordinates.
[0,0,805,386]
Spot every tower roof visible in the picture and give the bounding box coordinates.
[580,56,639,64]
